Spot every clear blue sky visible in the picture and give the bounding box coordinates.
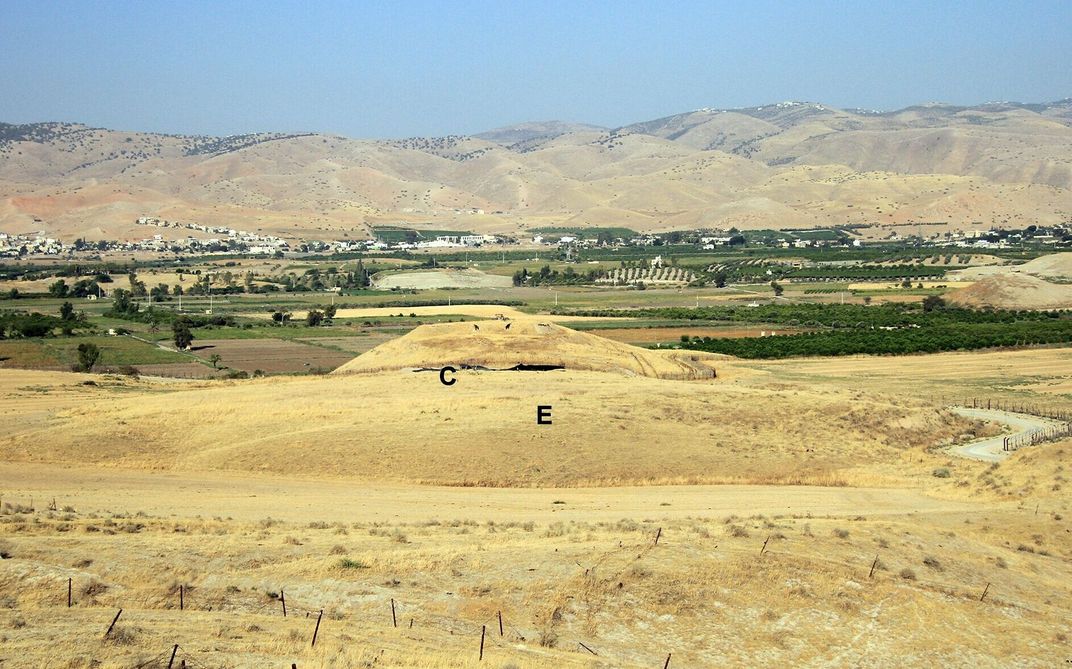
[1,0,1069,138]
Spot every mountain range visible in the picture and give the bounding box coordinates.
[1,99,1070,242]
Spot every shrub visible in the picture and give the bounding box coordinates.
[338,558,369,569]
[833,528,850,539]
[922,556,942,570]
[899,568,917,580]
[932,467,951,478]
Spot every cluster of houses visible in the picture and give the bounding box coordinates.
[365,234,502,251]
[6,218,1066,260]
[0,232,63,258]
[135,217,289,254]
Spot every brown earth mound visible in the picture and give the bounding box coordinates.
[1017,252,1072,281]
[947,273,1071,309]
[332,319,718,379]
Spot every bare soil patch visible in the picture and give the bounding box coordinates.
[189,339,354,374]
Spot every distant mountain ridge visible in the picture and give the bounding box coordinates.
[1,98,1070,242]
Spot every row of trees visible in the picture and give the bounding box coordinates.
[512,265,601,287]
[0,301,89,338]
[564,302,1068,328]
[678,320,1072,359]
[272,304,337,327]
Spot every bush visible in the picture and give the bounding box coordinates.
[932,467,951,478]
[899,568,917,580]
[75,343,101,372]
[338,558,369,569]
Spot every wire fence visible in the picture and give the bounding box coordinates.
[8,522,1027,668]
[949,396,1072,452]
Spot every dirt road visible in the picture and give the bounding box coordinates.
[949,407,1066,462]
[0,462,984,523]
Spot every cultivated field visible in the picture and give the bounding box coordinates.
[372,269,512,290]
[189,339,354,375]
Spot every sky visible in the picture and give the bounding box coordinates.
[1,0,1070,138]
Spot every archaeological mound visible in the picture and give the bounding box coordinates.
[333,319,717,380]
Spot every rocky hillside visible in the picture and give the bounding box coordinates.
[2,99,1070,241]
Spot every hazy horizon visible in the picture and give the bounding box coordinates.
[1,0,1070,138]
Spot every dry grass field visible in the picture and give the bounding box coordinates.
[0,461,1069,668]
[1,329,1070,666]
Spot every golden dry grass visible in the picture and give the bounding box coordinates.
[0,366,968,487]
[239,305,625,322]
[1,344,1069,665]
[0,488,1068,667]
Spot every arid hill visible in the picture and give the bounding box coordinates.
[948,273,1072,310]
[0,366,968,486]
[333,319,718,380]
[2,98,1071,241]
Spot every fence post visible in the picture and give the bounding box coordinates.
[868,555,879,579]
[167,644,179,669]
[654,527,662,546]
[761,535,770,554]
[479,624,486,661]
[179,585,184,611]
[68,577,72,608]
[498,610,503,636]
[391,598,397,627]
[664,653,672,669]
[311,609,323,647]
[104,609,123,638]
[979,582,990,602]
[281,589,286,617]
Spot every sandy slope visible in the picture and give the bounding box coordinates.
[0,366,965,486]
[332,319,718,379]
[947,273,1072,309]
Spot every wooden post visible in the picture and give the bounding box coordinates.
[391,598,397,627]
[68,577,72,608]
[498,610,503,637]
[578,641,599,655]
[868,555,879,579]
[179,584,184,611]
[761,535,770,554]
[281,589,286,617]
[311,609,323,647]
[167,644,179,668]
[664,653,672,669]
[479,624,486,661]
[654,527,662,546]
[979,582,990,602]
[104,609,122,638]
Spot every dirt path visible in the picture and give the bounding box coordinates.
[949,407,1066,462]
[0,462,985,524]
